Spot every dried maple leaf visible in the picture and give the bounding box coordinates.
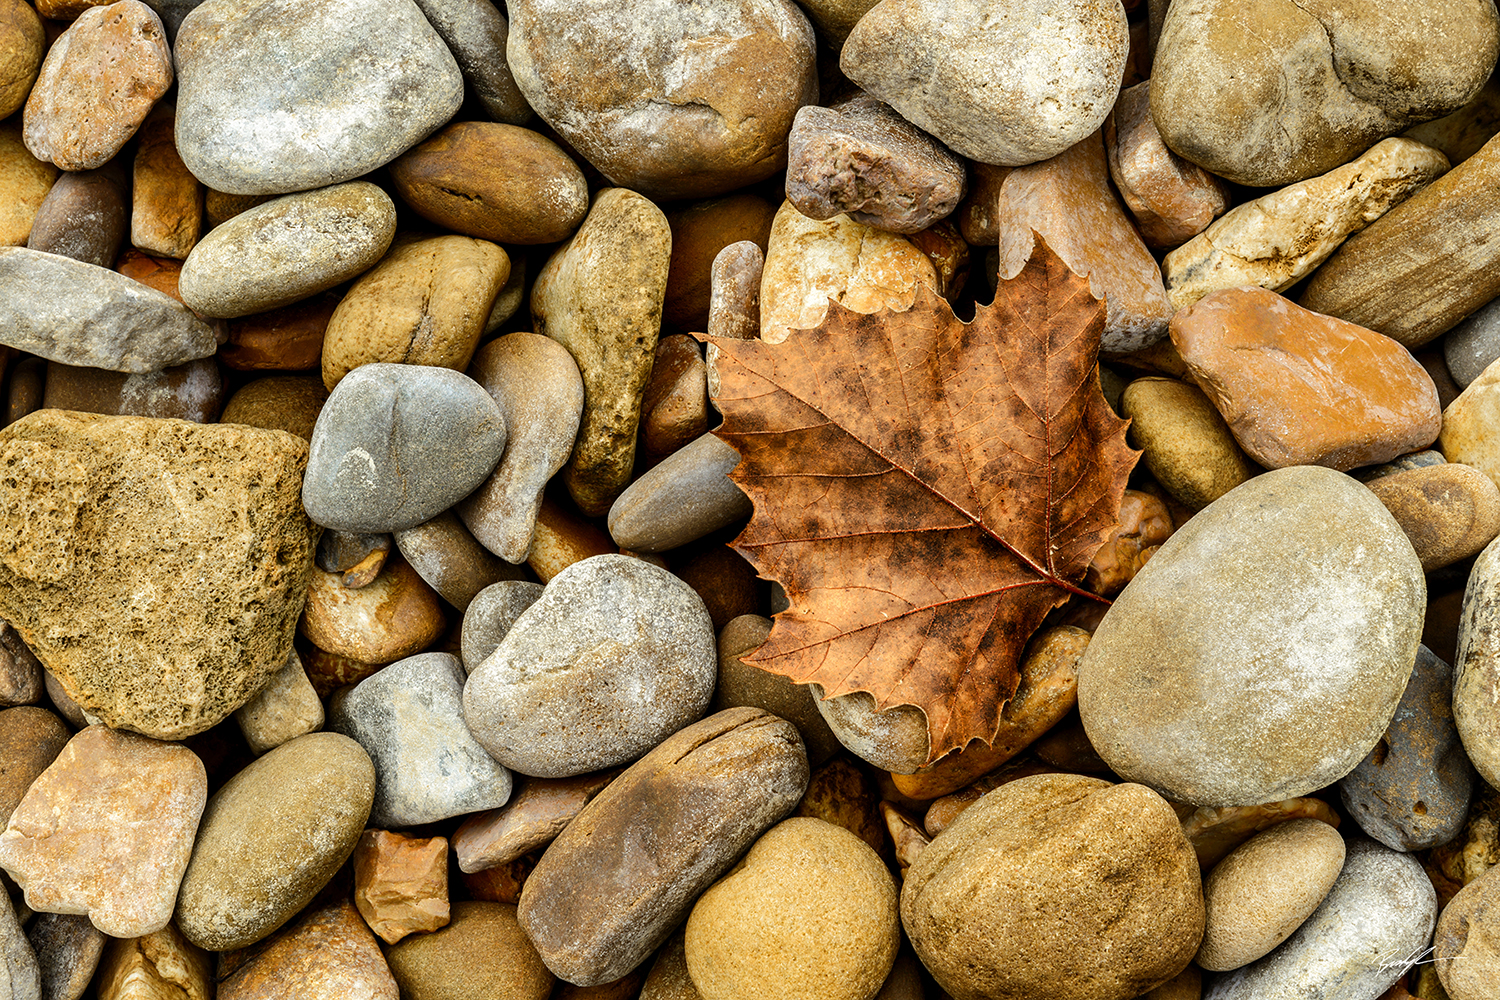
[705,235,1138,764]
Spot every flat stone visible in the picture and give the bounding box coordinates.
[0,122,56,246]
[43,358,222,423]
[174,0,461,195]
[384,901,553,1000]
[299,557,446,667]
[459,580,543,672]
[1171,288,1443,471]
[27,913,104,1000]
[1455,536,1500,789]
[0,0,43,119]
[95,924,209,1000]
[1078,466,1426,806]
[1435,860,1500,1000]
[706,240,763,342]
[464,554,716,778]
[713,614,841,768]
[409,0,529,124]
[840,0,1127,167]
[456,333,584,562]
[175,732,376,952]
[996,130,1173,353]
[506,0,816,201]
[638,335,709,465]
[217,899,397,1000]
[333,652,512,827]
[1367,464,1500,572]
[517,707,809,987]
[302,362,505,533]
[531,188,671,516]
[0,248,217,372]
[664,194,775,333]
[232,649,323,756]
[0,725,207,937]
[1440,356,1500,488]
[130,103,201,259]
[608,433,751,553]
[352,830,449,946]
[785,92,966,234]
[27,165,127,267]
[452,770,617,873]
[393,512,520,612]
[1122,377,1257,511]
[0,412,315,739]
[1165,138,1449,311]
[179,182,396,319]
[0,707,69,826]
[22,0,172,171]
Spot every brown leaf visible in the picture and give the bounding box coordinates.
[705,235,1137,763]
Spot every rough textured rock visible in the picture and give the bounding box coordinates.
[0,412,316,740]
[506,0,817,201]
[232,649,323,755]
[1441,356,1500,489]
[174,732,376,952]
[352,830,450,946]
[1367,463,1500,572]
[1435,860,1500,1000]
[173,0,462,195]
[1151,0,1498,187]
[1171,288,1442,471]
[95,924,210,1000]
[1078,466,1426,806]
[0,248,217,372]
[840,0,1128,167]
[608,433,752,553]
[27,165,128,268]
[1164,138,1450,310]
[217,899,398,1000]
[517,708,809,987]
[902,773,1203,1000]
[1454,536,1500,790]
[385,901,553,1000]
[28,913,104,1000]
[409,0,530,124]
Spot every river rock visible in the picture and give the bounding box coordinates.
[302,363,505,533]
[394,513,519,612]
[608,433,751,553]
[464,554,716,778]
[707,240,763,342]
[0,623,41,710]
[178,182,396,319]
[460,580,543,670]
[95,924,209,1000]
[902,773,1203,1000]
[1367,463,1500,572]
[220,376,328,442]
[28,913,104,1000]
[410,0,529,124]
[638,335,709,464]
[351,830,449,946]
[841,0,1128,167]
[684,817,899,1000]
[0,123,55,246]
[1122,377,1255,511]
[43,358,223,423]
[0,708,68,827]
[1435,860,1500,1000]
[1445,296,1500,388]
[664,194,775,333]
[1164,138,1450,310]
[299,557,446,667]
[1151,0,1498,187]
[27,166,127,268]
[175,732,375,952]
[1171,288,1442,471]
[517,707,809,987]
[130,103,201,260]
[1078,466,1426,806]
[1440,357,1500,490]
[0,890,37,1000]
[452,770,617,875]
[0,412,315,740]
[233,649,323,755]
[0,0,42,120]
[220,295,336,373]
[713,614,841,768]
[174,0,461,194]
[217,898,397,1000]
[385,901,553,1000]
[506,0,816,201]
[531,188,670,516]
[0,248,216,372]
[1204,839,1436,1000]
[1454,536,1500,789]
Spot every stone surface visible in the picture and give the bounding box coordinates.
[684,817,899,1000]
[996,130,1173,353]
[0,412,315,740]
[638,335,709,464]
[0,889,38,1000]
[232,649,323,755]
[352,830,449,946]
[333,652,512,826]
[1455,536,1500,789]
[1079,466,1426,806]
[1446,296,1500,389]
[608,433,752,553]
[220,375,328,442]
[1440,357,1500,489]
[758,200,938,345]
[385,901,553,1000]
[0,623,42,709]
[217,899,398,1000]
[1083,489,1173,596]
[1368,464,1500,572]
[902,773,1203,1000]
[713,614,842,768]
[460,580,544,671]
[464,554,716,778]
[28,913,104,1000]
[811,686,929,775]
[706,240,763,342]
[302,363,505,533]
[0,0,43,119]
[0,725,207,937]
[393,512,519,612]
[524,495,615,584]
[390,123,587,245]
[220,294,336,373]
[174,0,461,195]
[43,358,222,423]
[639,930,699,1000]
[130,103,201,259]
[1435,861,1500,1000]
[175,732,375,952]
[532,188,671,516]
[795,757,886,858]
[0,123,56,246]
[456,333,584,562]
[95,924,209,1000]
[1123,377,1255,511]
[1105,80,1228,249]
[299,557,446,667]
[22,0,172,171]
[786,92,966,234]
[840,0,1128,167]
[0,707,69,827]
[1151,0,1498,187]
[27,165,127,268]
[1182,799,1345,870]
[517,707,809,987]
[1204,839,1436,1000]
[179,182,397,319]
[410,0,529,124]
[452,770,617,873]
[1171,288,1442,471]
[664,194,775,334]
[0,248,217,372]
[1165,138,1449,311]
[321,235,510,390]
[506,0,817,201]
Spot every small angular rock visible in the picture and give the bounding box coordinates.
[352,830,450,946]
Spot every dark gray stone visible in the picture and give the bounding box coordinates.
[1352,448,1447,482]
[607,433,752,554]
[1340,645,1474,851]
[0,889,38,1000]
[302,363,506,533]
[26,913,102,1000]
[1445,294,1500,387]
[460,580,543,671]
[25,166,126,268]
[409,0,531,124]
[141,0,208,40]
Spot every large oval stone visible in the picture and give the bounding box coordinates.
[1078,466,1426,806]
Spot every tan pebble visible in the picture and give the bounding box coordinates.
[0,0,44,119]
[352,830,450,945]
[1180,797,1342,870]
[131,102,203,259]
[664,193,776,333]
[1367,463,1500,571]
[0,121,57,246]
[706,240,763,343]
[525,494,614,584]
[1403,73,1500,166]
[881,802,929,873]
[220,375,329,442]
[1440,356,1500,490]
[393,511,523,612]
[1083,491,1173,596]
[640,929,700,1000]
[96,923,212,1000]
[452,770,618,873]
[385,900,553,1000]
[920,757,1061,837]
[220,293,337,372]
[1140,964,1202,1000]
[1435,858,1500,999]
[1123,377,1256,510]
[232,648,322,755]
[299,556,446,666]
[795,756,886,858]
[217,898,397,1000]
[203,188,271,229]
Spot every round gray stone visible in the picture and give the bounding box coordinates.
[460,580,544,671]
[1445,294,1500,388]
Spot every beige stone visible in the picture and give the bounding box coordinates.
[352,830,450,945]
[1404,72,1500,165]
[1123,377,1256,511]
[685,817,899,1000]
[525,495,615,583]
[220,375,329,442]
[1171,288,1442,471]
[0,0,43,119]
[0,412,315,739]
[1164,138,1449,311]
[793,756,886,858]
[1440,356,1500,489]
[385,901,553,1000]
[1141,966,1203,1000]
[640,929,701,1000]
[0,725,206,937]
[706,240,763,342]
[321,235,510,390]
[393,512,520,612]
[1197,818,1346,971]
[1105,81,1228,249]
[1435,858,1500,1000]
[1368,464,1500,572]
[997,130,1173,353]
[233,648,323,755]
[759,200,938,344]
[22,0,172,170]
[131,103,203,259]
[0,122,55,247]
[532,187,670,516]
[96,924,211,1000]
[218,899,398,1000]
[1179,798,1342,870]
[713,614,841,767]
[453,771,618,873]
[299,557,445,666]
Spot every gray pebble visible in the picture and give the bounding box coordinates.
[607,433,752,554]
[0,888,38,1000]
[409,0,531,124]
[26,913,102,1000]
[394,511,523,612]
[460,581,544,671]
[1445,294,1500,387]
[1455,535,1500,790]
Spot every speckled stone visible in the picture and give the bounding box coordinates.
[0,122,56,247]
[0,0,43,120]
[459,580,543,671]
[217,899,397,1000]
[463,554,716,778]
[27,913,104,1000]
[1367,463,1500,572]
[1454,536,1500,790]
[219,376,328,443]
[1122,377,1255,511]
[409,0,530,124]
[1435,860,1500,1000]
[385,901,553,1000]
